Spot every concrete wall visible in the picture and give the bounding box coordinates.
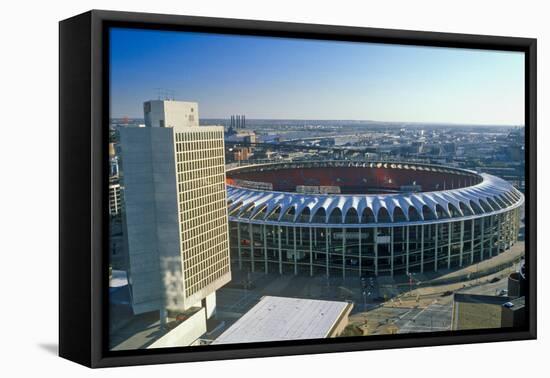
[147,307,207,349]
[204,292,216,319]
[143,101,165,128]
[501,299,525,328]
[118,127,185,315]
[164,100,199,129]
[119,127,162,314]
[327,302,353,337]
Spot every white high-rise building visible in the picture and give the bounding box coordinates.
[118,100,231,325]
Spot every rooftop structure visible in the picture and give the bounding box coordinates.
[212,296,352,344]
[501,296,526,328]
[144,99,199,129]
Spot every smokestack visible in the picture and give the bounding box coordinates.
[230,114,246,129]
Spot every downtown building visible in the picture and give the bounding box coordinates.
[117,100,231,327]
[108,142,122,217]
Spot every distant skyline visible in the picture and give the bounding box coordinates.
[110,28,525,125]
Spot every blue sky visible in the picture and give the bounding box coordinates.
[110,28,525,125]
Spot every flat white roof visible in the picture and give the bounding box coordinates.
[212,296,350,345]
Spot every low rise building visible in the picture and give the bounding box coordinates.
[212,296,353,345]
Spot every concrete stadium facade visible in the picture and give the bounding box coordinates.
[225,161,523,277]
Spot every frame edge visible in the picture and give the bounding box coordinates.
[59,11,94,368]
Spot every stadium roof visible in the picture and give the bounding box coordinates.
[226,161,524,227]
[212,296,352,345]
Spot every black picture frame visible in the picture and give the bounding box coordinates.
[59,9,537,368]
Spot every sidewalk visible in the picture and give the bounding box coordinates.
[394,241,524,288]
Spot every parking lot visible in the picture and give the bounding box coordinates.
[215,246,517,337]
[396,302,453,333]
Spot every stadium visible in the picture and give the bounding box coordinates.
[226,161,523,277]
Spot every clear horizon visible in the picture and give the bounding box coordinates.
[110,28,525,125]
[111,116,523,127]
